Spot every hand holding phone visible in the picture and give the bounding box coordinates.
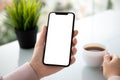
[43,12,75,67]
[30,25,78,79]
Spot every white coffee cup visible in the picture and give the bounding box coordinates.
[82,43,107,67]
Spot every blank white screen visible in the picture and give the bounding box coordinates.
[44,13,74,66]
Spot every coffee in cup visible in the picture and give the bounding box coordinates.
[84,46,105,52]
[82,43,107,67]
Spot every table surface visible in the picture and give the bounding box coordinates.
[0,10,120,80]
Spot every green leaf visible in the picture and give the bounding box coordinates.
[4,0,43,31]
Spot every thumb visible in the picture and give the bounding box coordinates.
[103,53,111,63]
[36,26,47,47]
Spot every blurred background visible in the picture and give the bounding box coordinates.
[0,0,120,45]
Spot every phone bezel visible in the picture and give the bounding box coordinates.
[42,12,75,67]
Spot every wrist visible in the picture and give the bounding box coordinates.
[29,61,41,79]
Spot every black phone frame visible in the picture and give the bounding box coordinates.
[42,12,75,67]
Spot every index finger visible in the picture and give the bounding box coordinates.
[74,30,78,37]
[103,54,111,63]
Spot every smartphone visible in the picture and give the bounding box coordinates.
[43,12,75,67]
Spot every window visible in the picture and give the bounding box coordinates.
[0,0,120,45]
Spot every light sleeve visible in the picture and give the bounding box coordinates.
[3,62,39,80]
[108,76,120,80]
[0,76,3,80]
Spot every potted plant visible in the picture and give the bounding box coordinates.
[4,0,43,49]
